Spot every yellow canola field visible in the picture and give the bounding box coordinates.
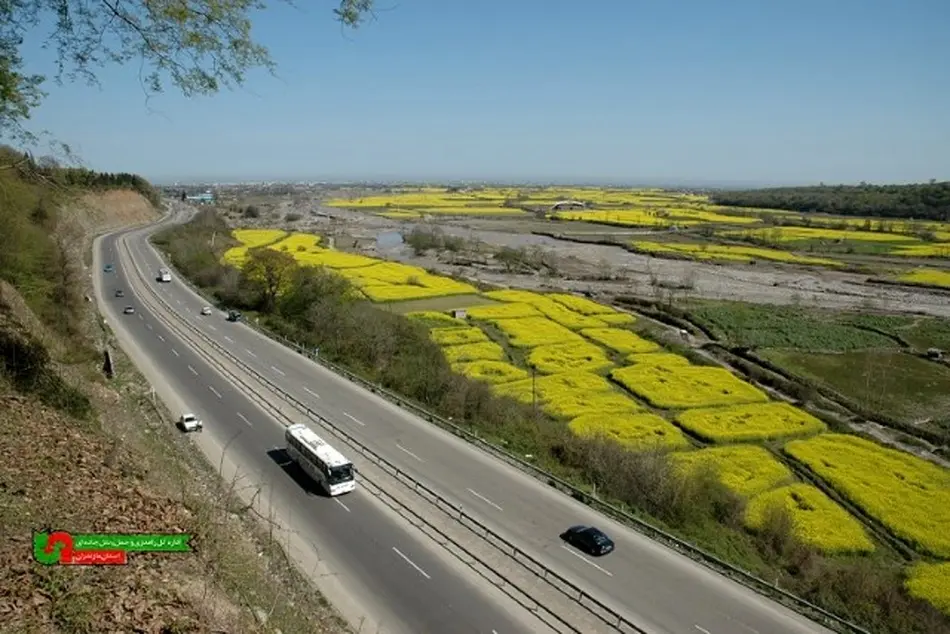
[495,371,639,419]
[594,312,636,326]
[452,360,529,384]
[492,317,586,348]
[581,327,661,355]
[675,402,826,443]
[222,229,289,266]
[527,341,614,374]
[233,229,287,248]
[481,289,609,329]
[784,434,950,557]
[745,484,875,554]
[890,243,950,258]
[612,364,769,409]
[629,241,842,267]
[905,562,950,615]
[569,412,689,450]
[546,293,625,316]
[406,311,465,327]
[724,226,918,244]
[290,249,378,269]
[441,341,507,363]
[336,261,478,301]
[268,233,323,253]
[671,445,794,497]
[626,352,692,367]
[430,326,489,346]
[898,268,950,288]
[465,302,541,320]
[552,206,761,228]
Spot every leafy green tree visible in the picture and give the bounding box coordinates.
[0,0,375,143]
[242,247,296,312]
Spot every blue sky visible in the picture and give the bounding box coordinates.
[19,0,950,185]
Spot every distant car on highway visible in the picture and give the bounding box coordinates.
[200,306,212,316]
[115,289,124,298]
[560,525,614,557]
[123,306,135,315]
[104,263,114,273]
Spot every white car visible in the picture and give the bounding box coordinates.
[178,413,203,432]
[123,306,135,315]
[200,306,212,316]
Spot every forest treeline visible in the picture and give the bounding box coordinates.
[711,181,950,221]
[2,146,161,206]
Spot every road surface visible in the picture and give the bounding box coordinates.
[97,223,541,634]
[112,209,836,634]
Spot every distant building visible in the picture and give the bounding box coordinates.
[185,191,215,205]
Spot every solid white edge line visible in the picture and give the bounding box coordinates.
[395,443,424,463]
[342,412,365,426]
[560,544,613,577]
[467,488,504,512]
[391,547,431,580]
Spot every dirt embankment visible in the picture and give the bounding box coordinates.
[0,192,346,633]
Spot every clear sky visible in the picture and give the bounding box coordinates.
[20,0,950,186]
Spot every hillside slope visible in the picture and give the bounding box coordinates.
[0,153,347,633]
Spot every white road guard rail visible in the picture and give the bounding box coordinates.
[142,227,869,634]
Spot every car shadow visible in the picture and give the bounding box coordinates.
[265,448,330,497]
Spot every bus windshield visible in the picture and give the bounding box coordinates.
[326,464,354,485]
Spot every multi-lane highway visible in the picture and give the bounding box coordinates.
[95,216,542,634]
[109,206,834,634]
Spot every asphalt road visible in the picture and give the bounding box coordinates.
[115,210,834,634]
[98,226,538,634]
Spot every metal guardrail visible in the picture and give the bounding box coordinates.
[143,225,868,634]
[119,234,647,634]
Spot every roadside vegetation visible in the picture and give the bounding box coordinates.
[156,208,950,634]
[0,152,348,633]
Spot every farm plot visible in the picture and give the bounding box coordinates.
[526,341,614,374]
[268,232,323,253]
[546,293,628,316]
[784,434,950,557]
[905,562,950,615]
[898,268,950,288]
[671,445,794,497]
[442,341,507,363]
[744,483,874,554]
[722,226,919,244]
[222,228,288,266]
[492,317,585,348]
[494,371,639,419]
[465,302,541,320]
[430,326,489,346]
[569,412,689,450]
[581,327,661,355]
[625,352,692,367]
[629,241,841,267]
[480,289,608,329]
[675,402,826,443]
[452,360,529,384]
[406,311,465,329]
[611,364,769,409]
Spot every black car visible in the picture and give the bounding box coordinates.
[226,310,242,322]
[115,289,124,298]
[561,525,614,557]
[104,263,114,273]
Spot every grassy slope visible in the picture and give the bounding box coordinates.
[155,209,950,633]
[0,160,348,633]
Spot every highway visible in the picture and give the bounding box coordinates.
[114,208,833,634]
[96,219,541,634]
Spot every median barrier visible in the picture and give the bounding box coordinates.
[141,227,867,634]
[119,234,647,634]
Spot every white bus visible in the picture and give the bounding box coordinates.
[285,424,356,496]
[158,268,172,283]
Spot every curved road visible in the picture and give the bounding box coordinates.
[97,220,541,634]
[115,206,834,634]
